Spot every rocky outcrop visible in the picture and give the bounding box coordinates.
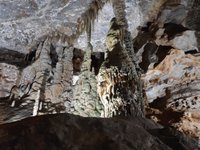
[128,0,200,142]
[143,49,200,140]
[0,113,199,150]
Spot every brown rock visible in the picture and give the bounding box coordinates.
[0,113,197,150]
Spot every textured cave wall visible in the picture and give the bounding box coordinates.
[0,0,200,145]
[132,0,200,142]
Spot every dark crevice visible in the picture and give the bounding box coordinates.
[148,127,199,150]
[138,44,172,72]
[91,52,104,75]
[139,42,158,72]
[72,48,84,75]
[133,22,159,53]
[195,31,200,50]
[0,48,29,68]
[72,48,105,75]
[105,42,123,69]
[50,44,58,68]
[149,88,171,109]
[147,89,184,126]
[185,49,199,54]
[157,109,184,126]
[161,23,188,40]
[154,46,172,68]
[25,49,36,63]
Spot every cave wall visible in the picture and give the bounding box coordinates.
[0,0,200,144]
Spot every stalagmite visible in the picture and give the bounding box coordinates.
[33,90,40,116]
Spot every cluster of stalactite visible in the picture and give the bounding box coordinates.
[9,34,74,115]
[3,0,145,119]
[72,0,145,117]
[97,16,143,117]
[102,0,144,117]
[72,21,104,117]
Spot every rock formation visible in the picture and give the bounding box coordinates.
[0,113,199,150]
[144,49,200,140]
[0,0,200,149]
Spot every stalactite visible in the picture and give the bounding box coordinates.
[60,46,74,112]
[53,46,64,84]
[72,16,104,117]
[33,90,40,116]
[111,0,145,116]
[75,0,110,40]
[62,46,73,91]
[97,66,132,117]
[27,38,52,114]
[10,31,74,115]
